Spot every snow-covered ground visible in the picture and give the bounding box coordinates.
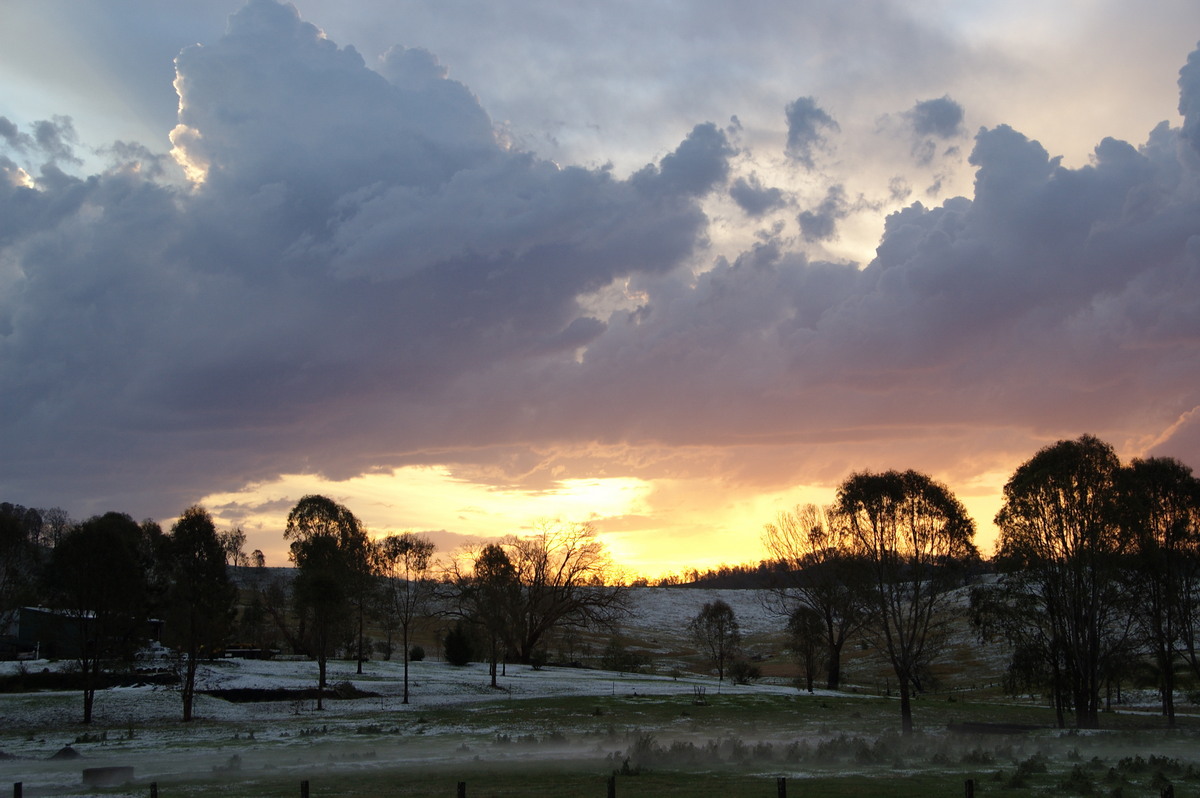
[0,588,808,796]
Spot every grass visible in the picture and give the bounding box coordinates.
[47,692,1200,797]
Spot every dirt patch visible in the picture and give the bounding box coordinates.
[204,683,379,703]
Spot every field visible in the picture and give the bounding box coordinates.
[3,588,1200,797]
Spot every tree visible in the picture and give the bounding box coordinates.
[46,512,152,723]
[788,605,824,693]
[217,526,248,568]
[0,503,41,633]
[688,599,741,681]
[762,503,873,689]
[285,495,371,706]
[463,543,520,688]
[376,532,437,703]
[837,469,977,734]
[162,505,237,721]
[990,435,1132,729]
[1120,456,1200,726]
[505,520,628,664]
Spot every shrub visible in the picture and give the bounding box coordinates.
[408,645,425,662]
[729,658,761,685]
[443,622,474,666]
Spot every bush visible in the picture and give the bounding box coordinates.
[408,645,425,662]
[729,658,761,685]
[443,622,474,666]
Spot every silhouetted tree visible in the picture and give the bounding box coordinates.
[788,605,824,693]
[688,599,741,681]
[162,505,237,721]
[46,512,152,723]
[1121,456,1200,726]
[0,503,41,633]
[506,520,629,663]
[376,532,437,703]
[763,503,873,689]
[990,435,1132,729]
[466,543,520,687]
[285,495,371,707]
[838,469,977,734]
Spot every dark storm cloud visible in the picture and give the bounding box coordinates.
[798,185,850,242]
[729,173,786,217]
[1180,43,1200,157]
[908,96,964,139]
[2,2,1199,519]
[0,0,725,515]
[784,96,839,168]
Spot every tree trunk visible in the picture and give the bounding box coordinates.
[317,655,327,710]
[402,624,410,704]
[82,683,95,724]
[182,654,197,722]
[899,680,913,735]
[825,640,843,690]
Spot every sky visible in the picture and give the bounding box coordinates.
[2,1,1200,577]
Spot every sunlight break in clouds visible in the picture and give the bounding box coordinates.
[1,1,1199,577]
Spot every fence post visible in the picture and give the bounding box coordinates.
[300,779,309,798]
[777,776,787,797]
[965,778,974,798]
[457,781,466,798]
[607,774,616,798]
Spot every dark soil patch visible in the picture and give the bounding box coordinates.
[0,669,177,693]
[204,685,379,703]
[947,721,1047,734]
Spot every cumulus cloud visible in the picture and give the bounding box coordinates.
[784,96,839,168]
[908,96,965,139]
[798,185,850,242]
[729,173,787,217]
[1,1,1199,527]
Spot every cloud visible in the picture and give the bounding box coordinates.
[798,185,850,242]
[729,173,787,217]
[1,1,1199,539]
[784,96,839,168]
[1179,42,1200,158]
[908,96,965,139]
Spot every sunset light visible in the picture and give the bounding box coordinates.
[0,0,1197,581]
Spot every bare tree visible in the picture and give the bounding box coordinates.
[762,503,873,689]
[506,520,629,663]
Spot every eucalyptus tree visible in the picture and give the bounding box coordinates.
[1121,456,1200,726]
[837,469,977,734]
[376,532,437,703]
[162,505,237,721]
[284,495,372,705]
[46,512,152,723]
[0,503,41,633]
[762,503,873,689]
[459,543,520,687]
[991,435,1132,729]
